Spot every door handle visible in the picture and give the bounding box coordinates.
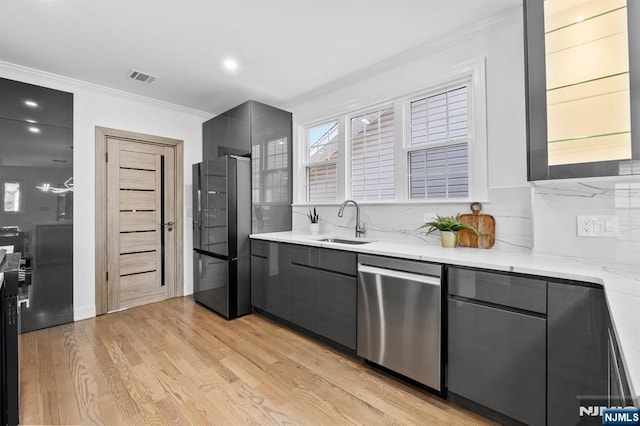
[163,221,174,231]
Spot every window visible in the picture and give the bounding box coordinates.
[351,108,395,200]
[3,181,23,213]
[407,86,469,199]
[306,121,338,202]
[296,61,486,204]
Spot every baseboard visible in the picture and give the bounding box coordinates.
[74,305,96,322]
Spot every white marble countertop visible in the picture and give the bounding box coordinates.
[251,231,640,401]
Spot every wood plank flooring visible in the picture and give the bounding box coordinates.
[20,297,494,425]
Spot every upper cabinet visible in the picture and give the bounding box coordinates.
[202,100,292,233]
[524,0,640,179]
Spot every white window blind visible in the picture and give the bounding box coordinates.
[351,108,395,200]
[306,121,338,202]
[408,86,469,199]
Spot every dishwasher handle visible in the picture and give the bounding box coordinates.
[358,264,441,286]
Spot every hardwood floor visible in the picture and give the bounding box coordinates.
[20,297,494,425]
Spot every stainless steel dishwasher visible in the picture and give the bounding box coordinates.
[357,254,442,391]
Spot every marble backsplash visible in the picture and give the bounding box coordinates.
[532,178,640,276]
[292,186,533,251]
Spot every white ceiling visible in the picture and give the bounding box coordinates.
[0,0,522,114]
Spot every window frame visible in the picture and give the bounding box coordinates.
[403,81,472,200]
[303,117,343,203]
[347,103,397,201]
[294,58,487,205]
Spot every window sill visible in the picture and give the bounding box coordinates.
[293,198,491,207]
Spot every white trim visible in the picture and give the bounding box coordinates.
[283,6,522,109]
[300,118,342,203]
[293,199,492,207]
[74,304,96,322]
[0,60,213,118]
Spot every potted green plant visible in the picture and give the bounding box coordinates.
[419,214,479,248]
[307,207,320,235]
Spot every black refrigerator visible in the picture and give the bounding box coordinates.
[193,156,251,319]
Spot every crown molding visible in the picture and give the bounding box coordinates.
[0,60,214,118]
[283,5,523,109]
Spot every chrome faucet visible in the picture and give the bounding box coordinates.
[338,199,365,238]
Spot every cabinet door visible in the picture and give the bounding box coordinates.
[318,270,357,350]
[264,243,291,320]
[290,265,319,332]
[250,254,266,310]
[448,298,546,426]
[547,282,607,426]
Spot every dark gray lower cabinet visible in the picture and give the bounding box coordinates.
[250,254,266,310]
[252,242,357,350]
[547,282,607,426]
[250,241,291,320]
[291,264,319,333]
[448,298,546,426]
[317,270,356,349]
[265,243,291,321]
[290,265,356,349]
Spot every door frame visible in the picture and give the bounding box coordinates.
[95,126,184,315]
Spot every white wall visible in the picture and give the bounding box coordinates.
[286,14,533,250]
[0,61,211,321]
[532,178,640,274]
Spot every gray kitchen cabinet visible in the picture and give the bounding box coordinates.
[203,101,251,159]
[447,267,546,426]
[291,264,319,333]
[448,299,546,426]
[265,243,291,321]
[250,257,266,310]
[250,240,291,321]
[547,282,608,426]
[317,270,357,350]
[203,100,293,234]
[288,244,357,350]
[608,328,634,407]
[523,0,640,180]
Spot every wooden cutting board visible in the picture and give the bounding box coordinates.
[458,202,495,249]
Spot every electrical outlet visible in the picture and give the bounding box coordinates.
[186,208,192,218]
[577,215,619,237]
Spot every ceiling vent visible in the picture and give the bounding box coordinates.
[126,69,159,84]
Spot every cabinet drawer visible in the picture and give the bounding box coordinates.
[291,245,357,276]
[448,298,546,426]
[448,267,547,314]
[319,249,356,276]
[250,239,268,257]
[290,245,320,268]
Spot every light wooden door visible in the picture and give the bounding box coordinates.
[106,138,177,311]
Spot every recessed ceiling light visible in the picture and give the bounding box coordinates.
[24,100,38,108]
[222,58,239,72]
[28,126,40,133]
[25,119,37,124]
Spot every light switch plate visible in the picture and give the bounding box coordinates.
[186,208,192,218]
[577,215,619,237]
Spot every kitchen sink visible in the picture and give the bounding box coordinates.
[317,237,374,245]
